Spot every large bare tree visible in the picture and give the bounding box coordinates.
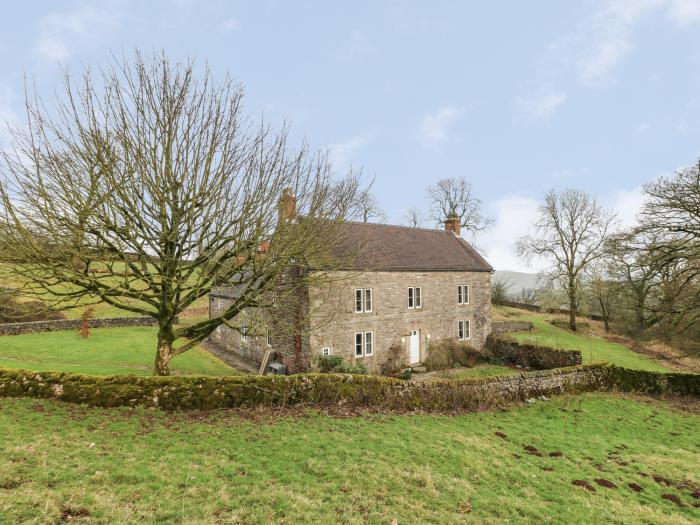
[0,52,364,375]
[517,189,615,330]
[426,177,492,235]
[402,206,427,228]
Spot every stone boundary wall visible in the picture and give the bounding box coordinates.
[494,300,541,312]
[486,335,582,369]
[0,364,697,411]
[491,320,534,334]
[0,316,161,336]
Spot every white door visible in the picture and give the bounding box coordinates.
[409,329,420,364]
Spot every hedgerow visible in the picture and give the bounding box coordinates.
[0,364,697,411]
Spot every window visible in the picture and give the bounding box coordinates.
[408,287,422,309]
[354,331,374,357]
[458,284,470,305]
[355,288,372,313]
[241,326,249,342]
[365,332,373,356]
[457,320,471,340]
[322,347,331,356]
[266,328,272,347]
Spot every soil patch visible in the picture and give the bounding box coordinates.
[495,431,507,439]
[628,483,643,493]
[548,451,563,457]
[572,480,596,492]
[524,445,543,457]
[661,493,684,507]
[594,478,617,489]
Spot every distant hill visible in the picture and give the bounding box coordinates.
[493,270,547,298]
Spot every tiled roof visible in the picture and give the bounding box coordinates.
[330,221,493,272]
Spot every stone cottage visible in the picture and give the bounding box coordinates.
[208,195,493,373]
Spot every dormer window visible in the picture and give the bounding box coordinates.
[355,288,372,313]
[457,284,470,305]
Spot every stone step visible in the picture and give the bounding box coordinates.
[410,365,427,374]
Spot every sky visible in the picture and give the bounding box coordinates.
[1,0,700,271]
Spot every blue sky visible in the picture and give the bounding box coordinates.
[1,0,700,271]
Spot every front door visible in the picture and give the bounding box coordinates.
[409,329,420,364]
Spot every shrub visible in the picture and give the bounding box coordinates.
[381,344,407,376]
[424,339,485,371]
[398,368,412,381]
[316,355,368,375]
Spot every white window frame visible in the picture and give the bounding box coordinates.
[354,331,374,357]
[457,320,471,341]
[355,288,373,313]
[458,284,470,305]
[365,331,373,356]
[322,347,331,356]
[408,287,422,309]
[241,326,250,343]
[266,328,272,347]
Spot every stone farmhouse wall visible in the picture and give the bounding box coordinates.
[0,316,160,336]
[308,270,492,373]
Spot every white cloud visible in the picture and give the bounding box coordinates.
[418,106,465,150]
[35,5,121,62]
[221,17,240,32]
[667,0,700,26]
[609,186,645,228]
[516,92,567,119]
[328,134,369,170]
[635,121,652,134]
[577,0,700,86]
[338,30,376,60]
[480,195,541,272]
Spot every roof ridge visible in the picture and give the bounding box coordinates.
[343,220,446,234]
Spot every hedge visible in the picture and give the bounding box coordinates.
[0,364,697,411]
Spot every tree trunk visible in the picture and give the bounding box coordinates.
[568,277,577,331]
[154,323,175,376]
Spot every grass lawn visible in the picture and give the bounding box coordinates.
[0,393,697,524]
[0,327,237,376]
[495,307,670,372]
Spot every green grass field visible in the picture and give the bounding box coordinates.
[0,393,697,524]
[0,327,236,376]
[496,307,670,371]
[431,363,517,380]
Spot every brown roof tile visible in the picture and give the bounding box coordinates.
[331,221,493,272]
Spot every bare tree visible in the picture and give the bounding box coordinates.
[517,189,615,330]
[491,276,513,304]
[426,177,492,235]
[402,206,427,228]
[356,190,387,223]
[518,287,539,305]
[0,51,365,375]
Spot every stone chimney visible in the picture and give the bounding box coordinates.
[278,188,297,222]
[444,212,460,237]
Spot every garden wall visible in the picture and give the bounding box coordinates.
[491,321,533,334]
[485,335,582,369]
[0,316,160,336]
[0,364,697,411]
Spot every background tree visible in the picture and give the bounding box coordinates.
[517,189,615,330]
[0,52,364,375]
[426,177,492,235]
[402,206,427,228]
[355,187,387,223]
[490,276,513,304]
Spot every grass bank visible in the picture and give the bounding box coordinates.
[0,393,697,524]
[494,306,669,371]
[0,326,236,376]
